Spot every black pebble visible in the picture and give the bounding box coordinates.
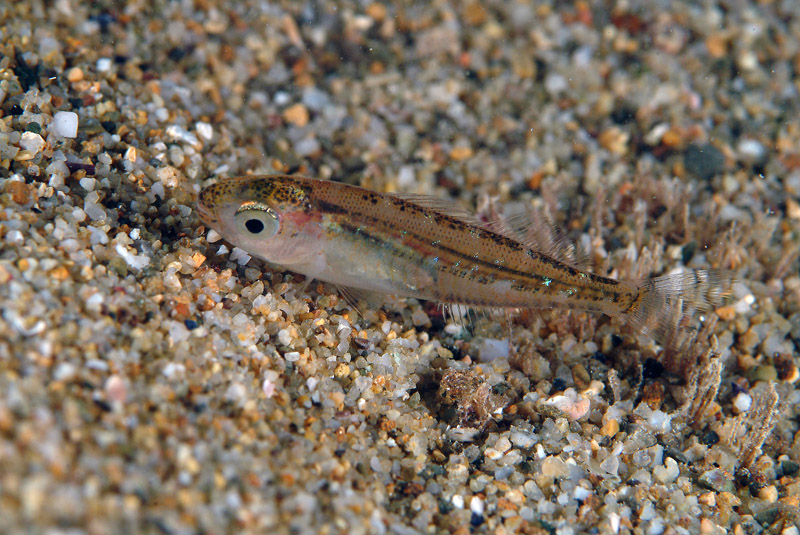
[684,143,726,180]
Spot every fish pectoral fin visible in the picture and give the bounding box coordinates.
[333,285,386,314]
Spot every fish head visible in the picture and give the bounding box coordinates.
[197,175,322,266]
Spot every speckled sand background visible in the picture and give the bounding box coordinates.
[2,1,800,534]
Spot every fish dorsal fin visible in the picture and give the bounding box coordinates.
[390,193,485,227]
[393,192,589,269]
[476,195,590,270]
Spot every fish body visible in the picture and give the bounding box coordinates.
[197,175,727,336]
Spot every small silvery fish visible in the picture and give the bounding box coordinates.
[197,175,729,339]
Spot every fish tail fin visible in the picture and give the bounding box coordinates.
[621,270,733,342]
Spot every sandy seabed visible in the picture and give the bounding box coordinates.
[1,1,800,534]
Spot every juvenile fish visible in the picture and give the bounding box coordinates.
[197,175,728,338]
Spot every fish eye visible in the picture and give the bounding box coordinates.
[234,205,279,237]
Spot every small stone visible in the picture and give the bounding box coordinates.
[757,485,778,503]
[751,365,778,383]
[283,103,309,127]
[732,392,752,413]
[19,131,45,154]
[737,139,766,164]
[599,453,619,476]
[571,364,591,390]
[541,456,569,478]
[787,198,800,220]
[66,67,84,82]
[334,363,350,378]
[684,143,725,180]
[698,469,734,493]
[598,127,629,155]
[450,146,473,161]
[96,57,113,72]
[653,457,679,484]
[698,492,716,507]
[6,181,32,204]
[53,111,79,138]
[601,419,619,437]
[715,305,736,321]
[196,121,213,141]
[705,34,727,58]
[366,2,387,21]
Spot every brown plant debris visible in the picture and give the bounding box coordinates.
[723,383,782,470]
[438,368,509,428]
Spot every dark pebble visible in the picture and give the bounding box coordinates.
[418,464,445,480]
[184,319,199,330]
[15,56,40,91]
[25,122,42,134]
[681,241,697,264]
[781,460,799,476]
[65,161,97,175]
[470,513,484,527]
[550,377,566,393]
[754,507,779,527]
[642,358,665,379]
[684,143,726,180]
[699,429,719,446]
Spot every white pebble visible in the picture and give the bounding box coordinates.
[473,338,509,362]
[20,132,45,154]
[84,202,107,222]
[224,382,247,403]
[262,379,276,398]
[647,410,672,433]
[85,292,105,312]
[737,139,765,162]
[96,57,113,72]
[162,362,185,379]
[53,363,77,381]
[168,321,190,344]
[733,392,752,413]
[574,486,591,501]
[306,377,319,392]
[6,229,24,245]
[544,73,568,95]
[294,137,320,156]
[653,457,679,484]
[88,225,109,245]
[277,328,293,346]
[150,181,166,199]
[229,247,252,266]
[469,496,484,515]
[199,230,221,246]
[86,359,108,371]
[451,495,464,509]
[284,351,301,362]
[70,207,86,223]
[599,453,619,476]
[79,176,96,191]
[397,165,415,188]
[53,111,79,138]
[115,243,150,270]
[165,125,198,145]
[46,160,70,177]
[196,121,213,141]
